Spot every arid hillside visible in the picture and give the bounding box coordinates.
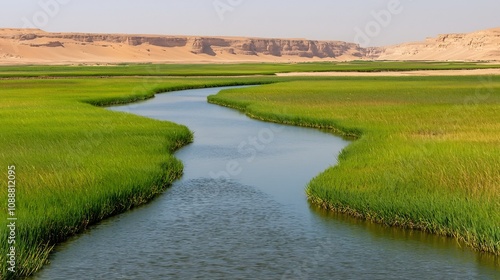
[0,27,498,65]
[378,28,500,61]
[0,29,375,65]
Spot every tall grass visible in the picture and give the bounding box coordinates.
[0,76,279,279]
[208,76,500,255]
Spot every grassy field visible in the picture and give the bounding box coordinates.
[209,76,500,255]
[0,61,499,78]
[1,63,499,278]
[0,75,279,279]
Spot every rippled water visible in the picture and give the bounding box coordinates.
[34,87,499,279]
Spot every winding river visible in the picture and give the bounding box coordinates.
[34,86,499,279]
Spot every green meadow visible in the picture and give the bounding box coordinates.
[0,63,499,278]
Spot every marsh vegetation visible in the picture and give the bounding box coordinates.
[0,63,499,278]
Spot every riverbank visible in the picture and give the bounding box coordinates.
[36,87,499,279]
[208,76,500,255]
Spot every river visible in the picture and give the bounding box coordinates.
[34,86,499,279]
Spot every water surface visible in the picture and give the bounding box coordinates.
[34,87,499,279]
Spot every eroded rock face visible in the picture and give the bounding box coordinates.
[126,37,188,47]
[377,28,500,61]
[182,37,370,58]
[0,29,373,59]
[19,34,37,41]
[1,28,499,63]
[189,38,216,56]
[29,41,64,48]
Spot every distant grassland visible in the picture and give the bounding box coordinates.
[1,61,500,78]
[0,75,279,278]
[208,76,500,255]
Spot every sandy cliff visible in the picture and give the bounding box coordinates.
[0,29,373,65]
[0,27,498,65]
[378,28,500,61]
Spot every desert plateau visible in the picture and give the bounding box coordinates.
[0,27,499,65]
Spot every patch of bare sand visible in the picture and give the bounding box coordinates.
[276,69,500,77]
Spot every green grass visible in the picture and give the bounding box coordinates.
[208,76,500,255]
[1,63,499,278]
[0,75,280,279]
[0,61,499,78]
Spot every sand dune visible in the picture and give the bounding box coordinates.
[0,27,498,65]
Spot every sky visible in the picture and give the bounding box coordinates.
[1,0,499,47]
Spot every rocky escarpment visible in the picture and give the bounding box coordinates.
[1,28,497,64]
[0,29,376,61]
[189,37,372,58]
[378,28,500,61]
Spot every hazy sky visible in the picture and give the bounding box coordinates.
[1,0,499,46]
